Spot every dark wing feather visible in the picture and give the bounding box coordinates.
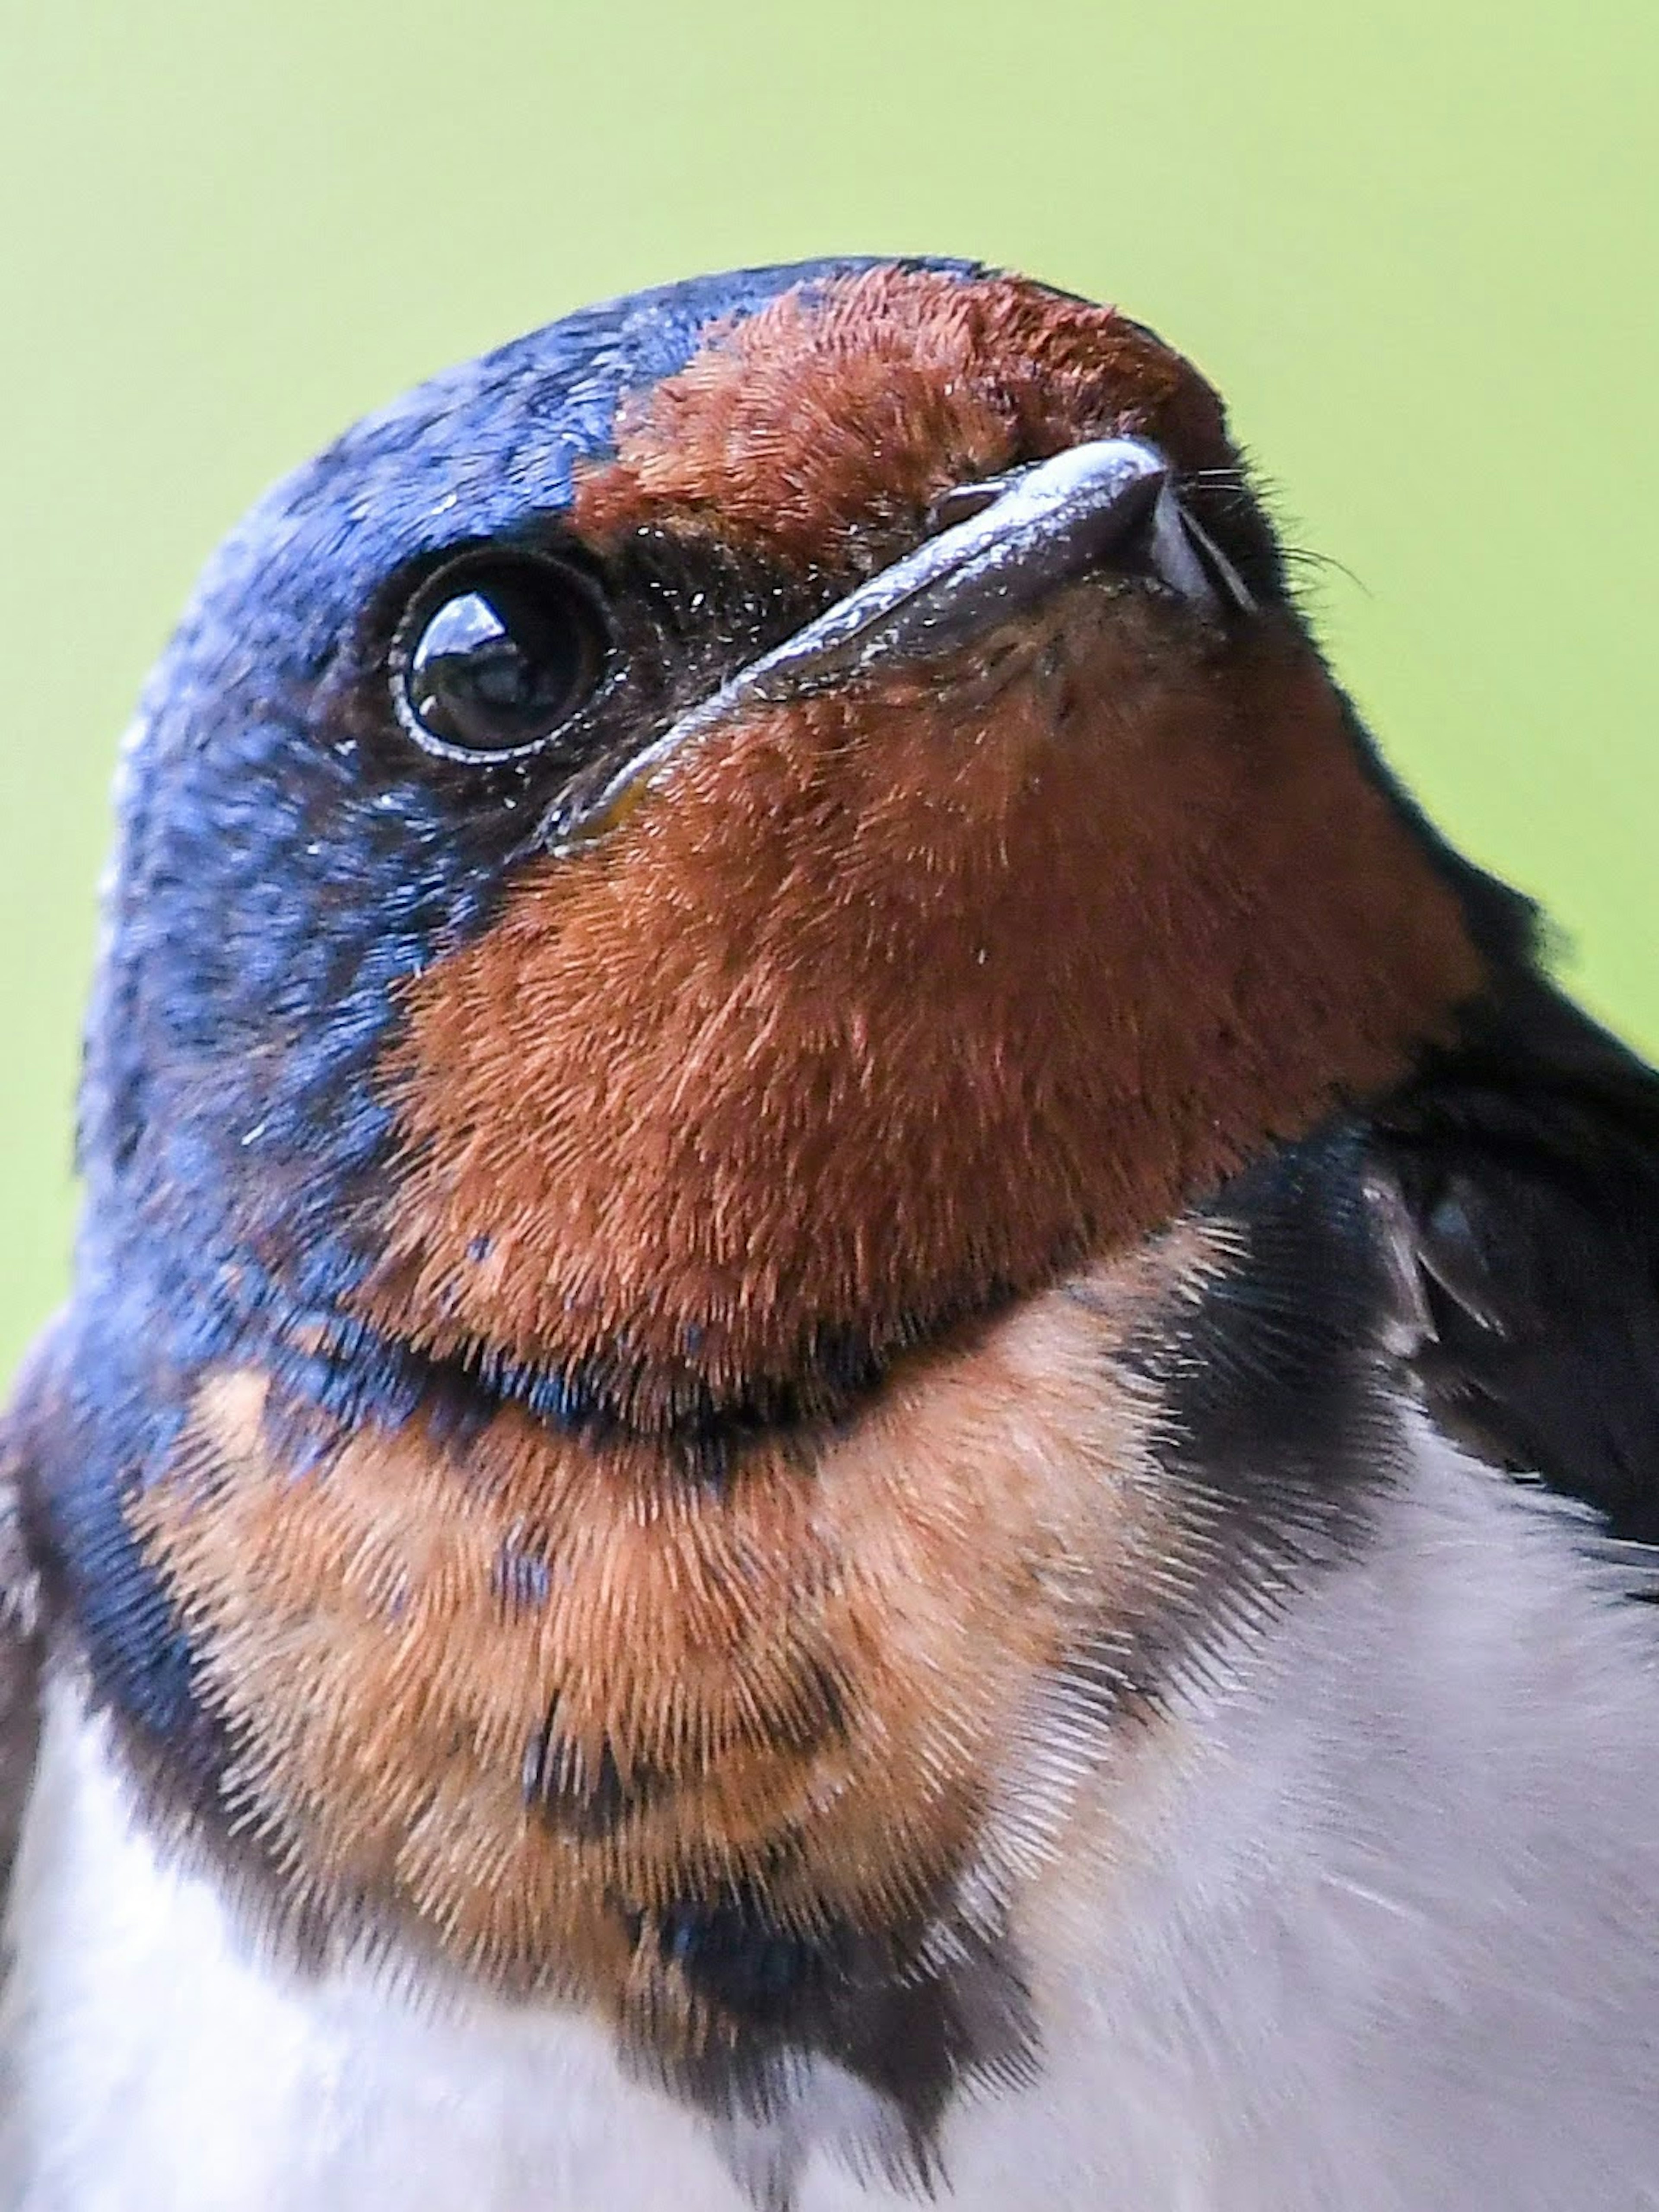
[1372,974,1659,1543]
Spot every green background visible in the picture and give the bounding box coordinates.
[2,3,1653,1382]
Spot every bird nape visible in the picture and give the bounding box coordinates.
[4,258,1659,2212]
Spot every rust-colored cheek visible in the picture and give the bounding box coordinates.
[355,603,1484,1418]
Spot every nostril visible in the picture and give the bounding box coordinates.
[931,460,1171,571]
[926,477,1013,534]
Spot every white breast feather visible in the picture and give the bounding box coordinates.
[6,1407,1659,2210]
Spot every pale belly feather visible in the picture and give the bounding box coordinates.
[9,1422,1659,2212]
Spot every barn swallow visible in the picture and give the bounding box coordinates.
[3,255,1659,2212]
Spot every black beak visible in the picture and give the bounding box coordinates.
[556,437,1254,848]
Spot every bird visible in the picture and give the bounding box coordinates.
[3,252,1659,2212]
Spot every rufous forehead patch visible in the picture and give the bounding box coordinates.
[573,265,1235,572]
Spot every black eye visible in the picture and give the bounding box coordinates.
[391,552,611,760]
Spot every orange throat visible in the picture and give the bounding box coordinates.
[356,600,1484,1423]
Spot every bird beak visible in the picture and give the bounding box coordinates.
[554,436,1254,851]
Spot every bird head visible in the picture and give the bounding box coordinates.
[83,257,1484,1444]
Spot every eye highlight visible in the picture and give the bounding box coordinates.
[391,551,612,761]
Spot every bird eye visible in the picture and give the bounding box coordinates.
[391,552,611,761]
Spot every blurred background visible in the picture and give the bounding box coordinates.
[1,2,1653,1381]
